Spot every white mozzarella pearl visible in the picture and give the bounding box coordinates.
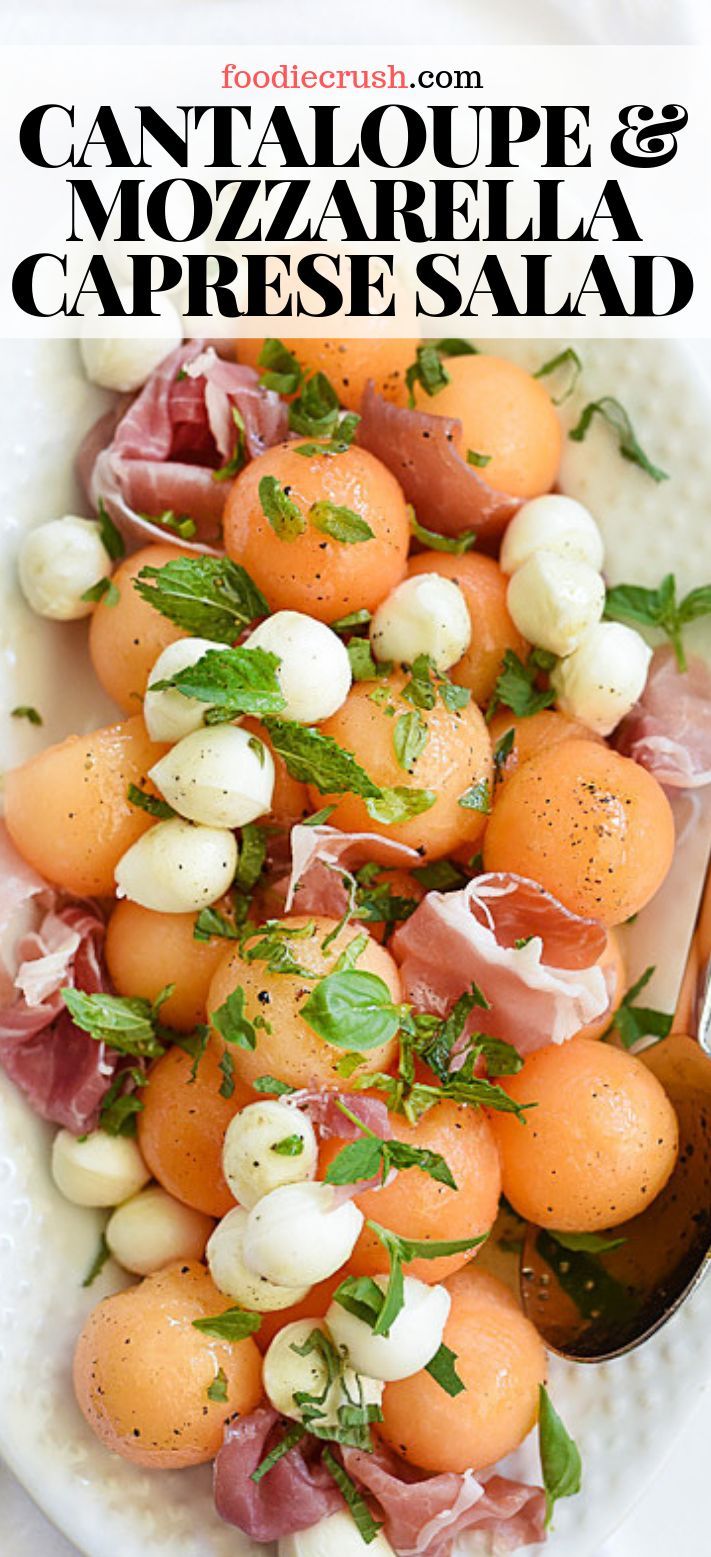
[115,817,237,913]
[370,574,471,673]
[245,612,352,723]
[244,1183,363,1288]
[507,552,605,657]
[500,495,605,575]
[279,1512,397,1557]
[551,621,653,736]
[149,725,274,829]
[326,1276,451,1382]
[263,1319,383,1427]
[105,1185,213,1275]
[18,517,113,621]
[79,304,183,392]
[207,1206,311,1311]
[51,1128,150,1208]
[144,638,221,742]
[222,1101,318,1210]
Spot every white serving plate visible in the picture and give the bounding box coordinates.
[0,336,709,1557]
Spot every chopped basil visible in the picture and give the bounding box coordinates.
[604,573,711,672]
[134,556,268,642]
[333,1274,385,1327]
[533,347,583,404]
[412,858,468,891]
[288,370,340,436]
[425,1343,466,1397]
[126,783,176,820]
[253,1074,297,1096]
[301,969,401,1052]
[210,987,258,1051]
[302,805,337,826]
[405,343,451,406]
[602,965,672,1049]
[271,1134,305,1157]
[82,1232,110,1288]
[207,1367,229,1402]
[250,1423,307,1484]
[294,415,360,458]
[241,918,318,978]
[193,906,241,942]
[550,1230,626,1254]
[98,1067,145,1136]
[234,822,269,894]
[310,500,374,545]
[466,450,491,468]
[173,1024,210,1081]
[324,1123,456,1191]
[493,726,515,782]
[347,639,385,681]
[218,1052,235,1097]
[352,866,419,931]
[257,338,303,395]
[331,608,372,634]
[365,786,436,824]
[569,396,668,482]
[262,717,381,797]
[409,508,477,553]
[151,644,285,721]
[486,648,556,720]
[61,988,169,1058]
[333,931,370,970]
[96,499,126,560]
[366,1221,488,1334]
[401,654,470,715]
[82,576,119,606]
[212,407,247,482]
[140,508,197,541]
[259,475,306,539]
[192,1307,262,1342]
[458,778,491,813]
[393,709,428,772]
[434,338,478,358]
[10,705,42,725]
[322,1447,384,1543]
[538,1385,582,1526]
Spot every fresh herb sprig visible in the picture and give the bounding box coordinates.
[604,573,711,672]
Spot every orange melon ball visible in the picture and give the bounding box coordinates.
[241,716,309,826]
[73,1261,262,1469]
[320,1101,501,1284]
[207,916,401,1093]
[483,739,675,926]
[488,708,604,783]
[311,671,493,863]
[490,1038,679,1232]
[573,930,625,1042]
[138,1039,251,1217]
[223,442,409,622]
[234,337,419,411]
[379,1266,546,1474]
[407,551,528,707]
[105,900,231,1032]
[88,543,191,713]
[4,715,167,897]
[413,355,561,498]
[256,1273,344,1353]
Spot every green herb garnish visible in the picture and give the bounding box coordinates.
[534,347,582,404]
[604,573,711,672]
[603,965,672,1049]
[134,556,268,642]
[569,396,668,482]
[10,705,42,725]
[259,476,306,539]
[538,1385,582,1526]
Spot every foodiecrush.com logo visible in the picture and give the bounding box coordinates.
[218,62,483,91]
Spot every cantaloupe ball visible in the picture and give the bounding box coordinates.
[379,1265,546,1474]
[488,708,604,784]
[311,671,493,863]
[138,1039,251,1217]
[235,338,419,411]
[223,443,410,623]
[490,1038,679,1232]
[73,1261,262,1469]
[407,552,528,707]
[88,543,191,714]
[241,716,309,826]
[4,715,167,896]
[483,739,675,926]
[207,916,401,1093]
[413,355,562,498]
[573,930,625,1042]
[319,1101,501,1284]
[105,900,232,1032]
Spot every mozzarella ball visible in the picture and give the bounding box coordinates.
[149,726,274,829]
[263,1319,383,1427]
[370,574,471,673]
[245,612,352,723]
[144,638,220,743]
[51,1129,150,1208]
[18,517,113,621]
[115,817,238,913]
[244,1183,363,1288]
[500,495,604,575]
[326,1276,451,1383]
[507,552,605,657]
[79,306,183,392]
[551,621,652,736]
[106,1186,213,1276]
[207,1206,311,1312]
[279,1512,397,1557]
[222,1101,318,1210]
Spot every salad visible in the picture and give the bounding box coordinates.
[2,330,710,1557]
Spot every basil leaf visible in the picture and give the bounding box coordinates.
[302,806,337,827]
[538,1384,582,1526]
[263,718,381,797]
[82,1232,110,1288]
[533,347,582,404]
[405,344,451,406]
[325,1134,456,1191]
[322,1448,384,1545]
[82,577,119,606]
[569,396,668,483]
[493,726,515,782]
[330,608,372,634]
[458,779,491,813]
[603,965,672,1049]
[251,1423,307,1484]
[96,498,126,560]
[134,556,268,642]
[288,370,340,436]
[310,501,374,545]
[253,1074,296,1096]
[259,475,306,539]
[434,338,478,358]
[409,510,477,554]
[218,1052,235,1097]
[466,450,491,468]
[212,407,247,483]
[234,822,269,893]
[143,508,197,540]
[152,645,285,719]
[393,710,428,772]
[207,1367,229,1402]
[257,338,303,395]
[192,1307,262,1341]
[193,906,241,942]
[271,1134,305,1157]
[364,787,436,824]
[487,649,556,720]
[61,988,166,1059]
[367,1220,488,1334]
[242,919,317,978]
[347,639,385,681]
[98,1067,145,1136]
[425,1342,466,1397]
[604,573,711,672]
[412,858,468,891]
[300,970,401,1052]
[333,1275,387,1327]
[10,705,42,725]
[127,783,176,820]
[211,987,258,1051]
[325,1137,385,1185]
[550,1230,626,1254]
[388,1140,457,1188]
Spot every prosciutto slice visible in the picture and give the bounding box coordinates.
[78,341,288,553]
[292,1089,391,1141]
[392,873,608,1053]
[214,1408,342,1541]
[358,383,521,540]
[341,1445,546,1557]
[616,646,711,788]
[285,824,420,917]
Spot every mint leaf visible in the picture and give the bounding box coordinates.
[487,649,556,720]
[466,450,491,468]
[405,344,451,406]
[271,1134,305,1157]
[367,1221,488,1334]
[288,370,340,437]
[211,987,258,1050]
[82,1232,110,1288]
[152,645,285,719]
[259,476,306,540]
[257,338,303,395]
[569,397,667,483]
[96,499,126,560]
[192,1307,262,1341]
[134,556,268,642]
[207,1367,229,1402]
[82,577,118,606]
[434,338,478,358]
[263,718,381,797]
[193,906,241,942]
[348,639,385,681]
[412,858,468,891]
[425,1342,466,1397]
[458,779,491,813]
[61,988,166,1059]
[534,348,582,404]
[212,406,247,483]
[234,822,268,893]
[604,573,711,672]
[253,1074,296,1096]
[142,508,197,540]
[10,705,42,725]
[330,608,372,634]
[550,1230,626,1254]
[310,501,374,545]
[301,970,401,1052]
[364,787,436,824]
[603,965,672,1049]
[538,1385,582,1526]
[127,783,176,820]
[393,710,428,772]
[408,510,477,554]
